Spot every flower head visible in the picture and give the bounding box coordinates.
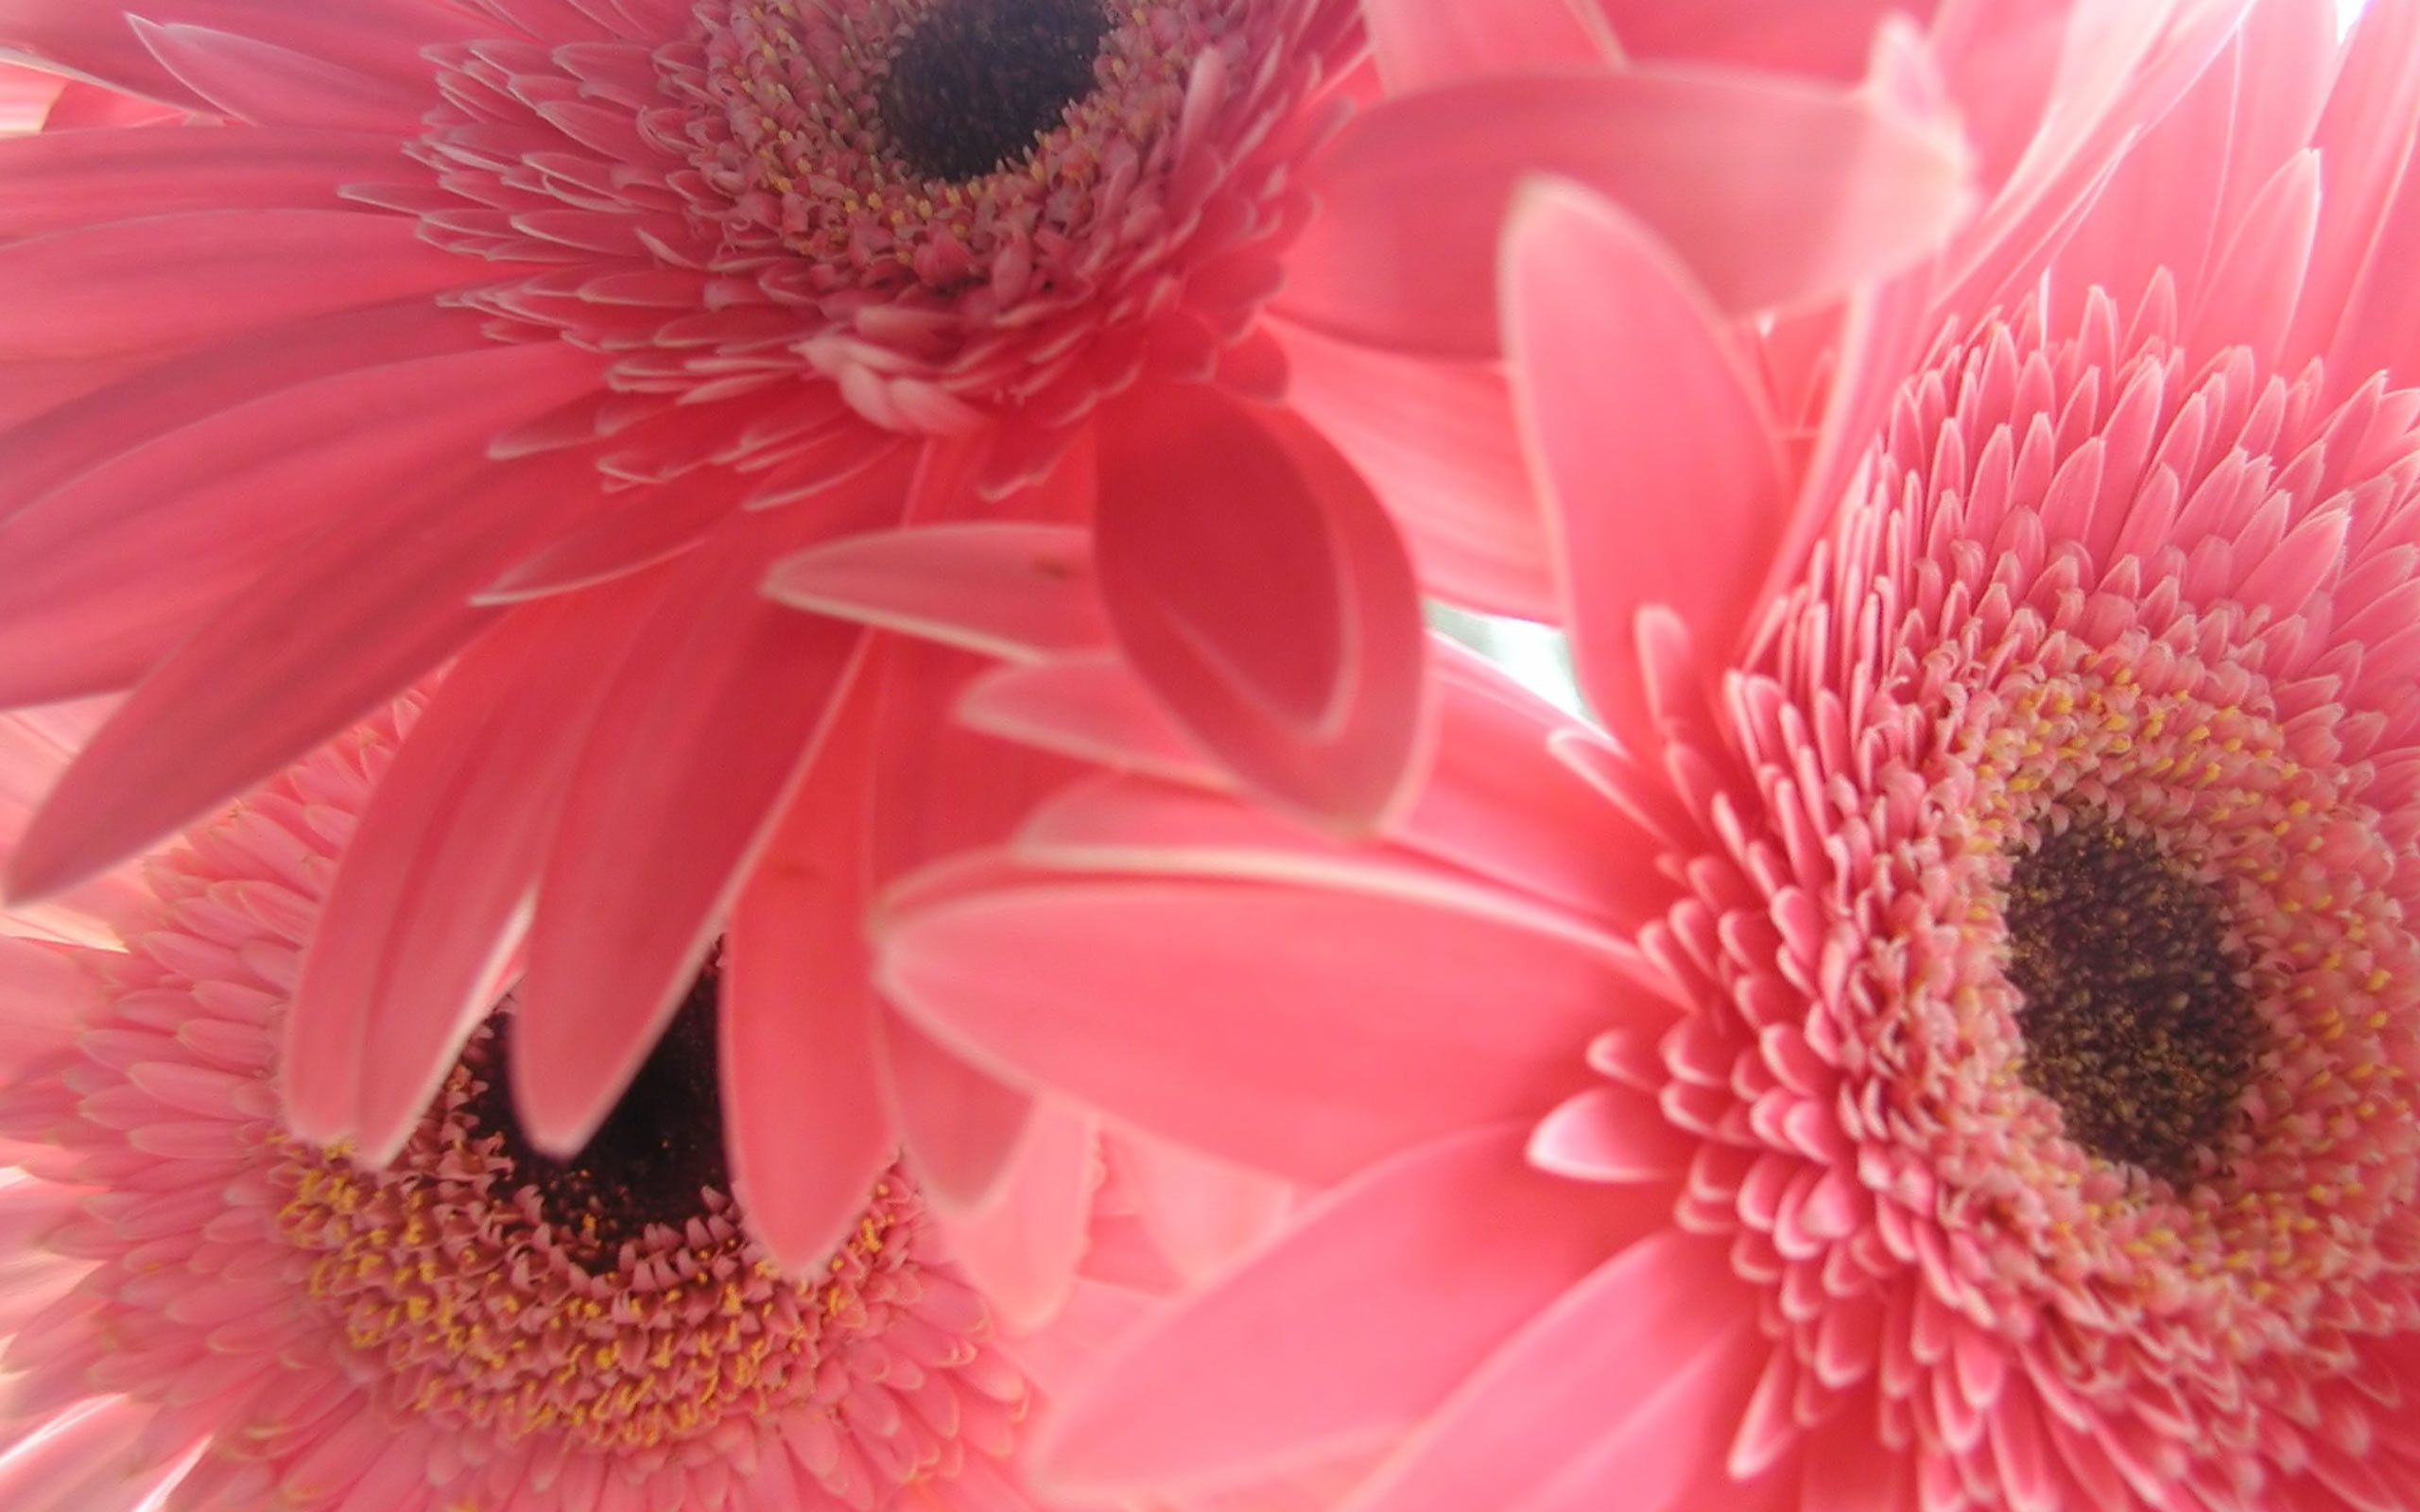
[847,2,2420,1507]
[0,710,1079,1512]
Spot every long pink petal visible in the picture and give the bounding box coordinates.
[1598,0,1920,78]
[878,1006,1034,1212]
[1270,316,1555,618]
[1039,1127,1673,1495]
[0,210,499,358]
[4,440,612,903]
[509,508,889,1155]
[1362,0,1616,94]
[132,21,426,130]
[1110,1129,1295,1286]
[1400,640,1671,927]
[1502,180,1788,747]
[0,340,601,706]
[930,1098,1097,1332]
[286,576,668,1155]
[722,673,899,1273]
[2186,148,2318,370]
[1095,382,1428,832]
[957,656,1228,789]
[2287,0,2420,368]
[0,299,504,524]
[0,126,406,236]
[764,524,1113,662]
[876,852,1616,1184]
[1276,71,1973,359]
[1345,1231,1760,1512]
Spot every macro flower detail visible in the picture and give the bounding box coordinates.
[0,713,1057,1512]
[825,3,2420,1507]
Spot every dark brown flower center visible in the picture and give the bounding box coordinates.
[878,0,1114,181]
[465,959,729,1258]
[2003,816,2259,1183]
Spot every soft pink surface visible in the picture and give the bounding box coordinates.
[0,711,1305,1512]
[855,2,2420,1508]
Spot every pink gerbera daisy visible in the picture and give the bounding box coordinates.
[842,1,2420,1507]
[0,708,1321,1512]
[0,0,1968,1266]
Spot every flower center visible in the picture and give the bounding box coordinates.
[271,961,1020,1467]
[463,962,728,1260]
[877,0,1113,181]
[2003,815,2257,1182]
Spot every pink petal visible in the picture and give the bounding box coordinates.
[1095,382,1428,832]
[1110,1129,1295,1286]
[0,937,92,1076]
[2187,148,2318,369]
[878,1007,1035,1212]
[2289,0,2420,366]
[0,210,500,358]
[0,1396,185,1512]
[1502,180,1788,747]
[1276,71,1973,359]
[1270,316,1555,618]
[875,850,1616,1184]
[0,340,602,707]
[1598,0,1927,78]
[132,21,426,130]
[5,439,614,904]
[1527,1084,1696,1183]
[0,126,406,236]
[1943,0,2256,313]
[509,510,882,1155]
[1362,0,1616,94]
[1402,638,1673,928]
[957,656,1228,789]
[286,577,668,1156]
[1039,1126,1674,1495]
[0,299,505,522]
[929,1098,1097,1332]
[1346,1231,1760,1512]
[722,674,897,1272]
[477,456,753,601]
[763,524,1113,662]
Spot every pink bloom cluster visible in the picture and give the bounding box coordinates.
[6,1,2420,1510]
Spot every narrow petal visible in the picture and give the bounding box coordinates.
[0,340,602,706]
[1502,180,1788,747]
[2288,0,2420,365]
[929,1099,1097,1333]
[956,656,1227,789]
[1599,0,1921,78]
[0,210,500,358]
[1362,0,1616,94]
[509,508,889,1155]
[0,299,506,525]
[286,577,667,1157]
[132,21,426,131]
[876,851,1616,1184]
[878,1007,1035,1212]
[6,442,613,904]
[764,524,1113,662]
[1526,1084,1697,1183]
[2186,148,2318,369]
[1276,71,1973,359]
[1110,1129,1294,1286]
[722,677,898,1272]
[1095,382,1428,832]
[1041,1127,1673,1494]
[1345,1231,1761,1512]
[0,126,409,236]
[1269,316,1555,618]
